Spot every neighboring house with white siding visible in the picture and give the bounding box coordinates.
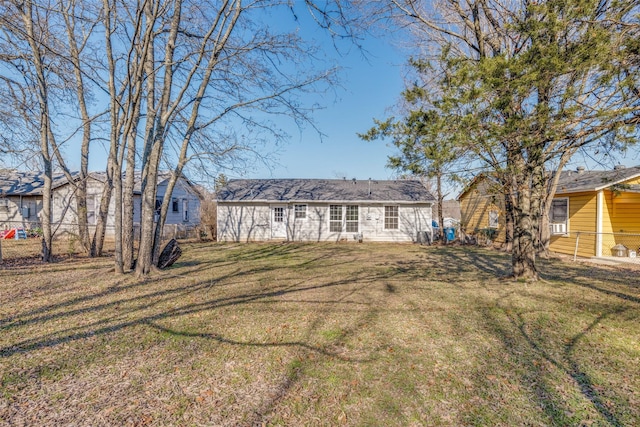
[0,169,202,236]
[216,178,434,242]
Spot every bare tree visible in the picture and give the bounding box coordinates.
[59,0,99,253]
[126,0,339,275]
[0,0,61,261]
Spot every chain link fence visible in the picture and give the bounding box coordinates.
[571,231,640,264]
[0,221,204,264]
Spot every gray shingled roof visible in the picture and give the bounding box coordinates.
[0,170,78,196]
[555,166,640,194]
[88,171,175,194]
[217,179,434,203]
[0,170,197,197]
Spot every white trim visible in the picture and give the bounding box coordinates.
[554,171,640,195]
[596,190,603,257]
[594,172,640,191]
[271,205,287,239]
[218,199,433,206]
[488,209,499,228]
[550,197,569,236]
[383,205,399,230]
[328,204,359,233]
[294,204,307,219]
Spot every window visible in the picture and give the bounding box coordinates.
[550,198,569,235]
[294,204,307,219]
[182,199,189,222]
[172,198,179,212]
[384,206,399,230]
[346,206,359,232]
[274,206,284,223]
[329,205,359,233]
[153,199,162,222]
[488,210,499,228]
[87,196,96,225]
[329,205,342,232]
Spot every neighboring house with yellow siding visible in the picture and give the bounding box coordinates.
[458,174,508,245]
[458,165,640,257]
[549,165,640,258]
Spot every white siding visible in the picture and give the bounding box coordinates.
[52,183,80,236]
[5,176,202,238]
[217,202,433,243]
[158,180,201,226]
[217,203,271,242]
[52,176,110,237]
[0,195,40,228]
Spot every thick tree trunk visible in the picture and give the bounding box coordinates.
[40,161,53,262]
[136,133,163,276]
[122,141,136,271]
[75,180,90,253]
[503,191,514,252]
[122,82,143,271]
[511,169,539,281]
[530,162,545,255]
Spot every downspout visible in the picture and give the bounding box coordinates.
[596,190,603,257]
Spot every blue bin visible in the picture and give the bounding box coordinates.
[444,227,456,242]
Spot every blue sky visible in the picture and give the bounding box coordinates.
[81,8,410,185]
[240,28,408,182]
[12,3,638,192]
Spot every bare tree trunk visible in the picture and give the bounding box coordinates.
[137,137,162,275]
[136,0,183,276]
[113,159,124,273]
[122,132,137,271]
[62,0,93,253]
[20,0,54,261]
[91,159,114,257]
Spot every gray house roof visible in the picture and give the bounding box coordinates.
[0,170,78,196]
[555,165,640,194]
[217,179,435,204]
[88,171,189,195]
[0,169,202,198]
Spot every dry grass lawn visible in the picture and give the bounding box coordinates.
[1,242,639,426]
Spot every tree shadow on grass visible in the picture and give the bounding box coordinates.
[0,243,357,333]
[0,262,390,360]
[538,259,640,305]
[1,244,392,425]
[417,245,512,279]
[478,294,629,426]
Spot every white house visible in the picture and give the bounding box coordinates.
[216,178,435,242]
[0,169,202,236]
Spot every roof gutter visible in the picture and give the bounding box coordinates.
[216,199,434,205]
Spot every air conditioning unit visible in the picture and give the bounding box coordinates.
[550,222,567,235]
